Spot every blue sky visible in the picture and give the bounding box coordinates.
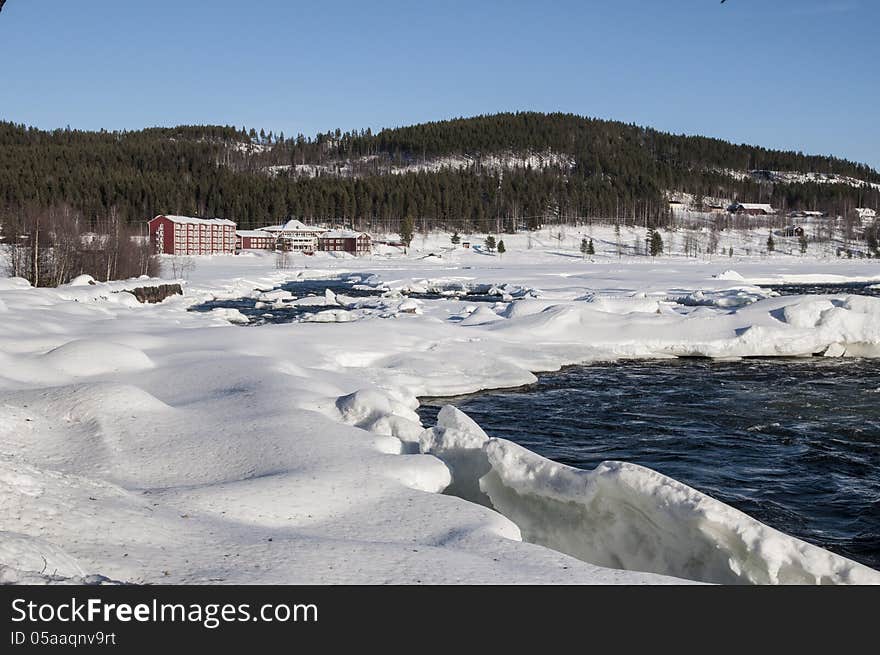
[1,0,878,168]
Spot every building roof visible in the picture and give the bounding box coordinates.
[236,229,275,238]
[152,214,236,227]
[261,219,326,233]
[729,203,775,213]
[320,230,369,239]
[854,207,877,217]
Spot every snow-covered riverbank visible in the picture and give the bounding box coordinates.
[2,239,880,585]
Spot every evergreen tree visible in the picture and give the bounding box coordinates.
[767,232,775,253]
[728,246,734,257]
[799,231,808,254]
[497,239,506,256]
[400,214,415,248]
[485,235,496,252]
[580,238,589,258]
[650,230,664,256]
[587,238,595,255]
[866,222,879,255]
[451,231,461,245]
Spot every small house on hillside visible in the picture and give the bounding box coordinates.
[727,202,776,216]
[852,207,877,222]
[777,226,805,238]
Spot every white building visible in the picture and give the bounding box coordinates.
[260,219,326,252]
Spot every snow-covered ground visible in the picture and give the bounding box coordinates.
[2,230,880,585]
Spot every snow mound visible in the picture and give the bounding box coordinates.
[41,340,154,376]
[422,406,880,585]
[715,270,746,281]
[336,388,421,429]
[0,531,85,579]
[459,306,504,325]
[579,292,661,314]
[782,299,836,328]
[397,298,422,314]
[302,309,354,323]
[0,566,119,585]
[257,289,293,302]
[210,307,249,324]
[0,277,31,290]
[499,299,561,319]
[66,274,97,287]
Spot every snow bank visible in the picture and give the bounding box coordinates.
[0,277,31,290]
[210,307,250,324]
[67,274,97,287]
[577,291,662,314]
[41,340,154,376]
[0,531,85,579]
[421,407,880,585]
[3,245,880,585]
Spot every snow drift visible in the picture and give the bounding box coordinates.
[421,406,880,585]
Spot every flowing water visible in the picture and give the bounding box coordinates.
[418,358,880,570]
[188,276,506,324]
[763,281,880,298]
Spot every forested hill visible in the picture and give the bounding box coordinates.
[1,112,878,233]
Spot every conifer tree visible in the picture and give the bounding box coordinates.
[497,239,506,256]
[451,231,460,245]
[400,214,415,249]
[866,222,878,256]
[580,238,589,259]
[767,232,775,253]
[587,238,595,255]
[650,230,664,256]
[485,235,496,252]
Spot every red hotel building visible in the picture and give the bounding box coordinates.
[149,215,237,255]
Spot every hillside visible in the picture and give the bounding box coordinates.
[1,112,878,232]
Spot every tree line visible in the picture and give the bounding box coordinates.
[1,112,878,240]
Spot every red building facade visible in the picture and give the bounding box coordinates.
[236,230,276,250]
[317,230,372,255]
[149,215,237,255]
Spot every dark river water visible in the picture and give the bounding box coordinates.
[764,281,880,298]
[189,276,506,324]
[418,359,880,570]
